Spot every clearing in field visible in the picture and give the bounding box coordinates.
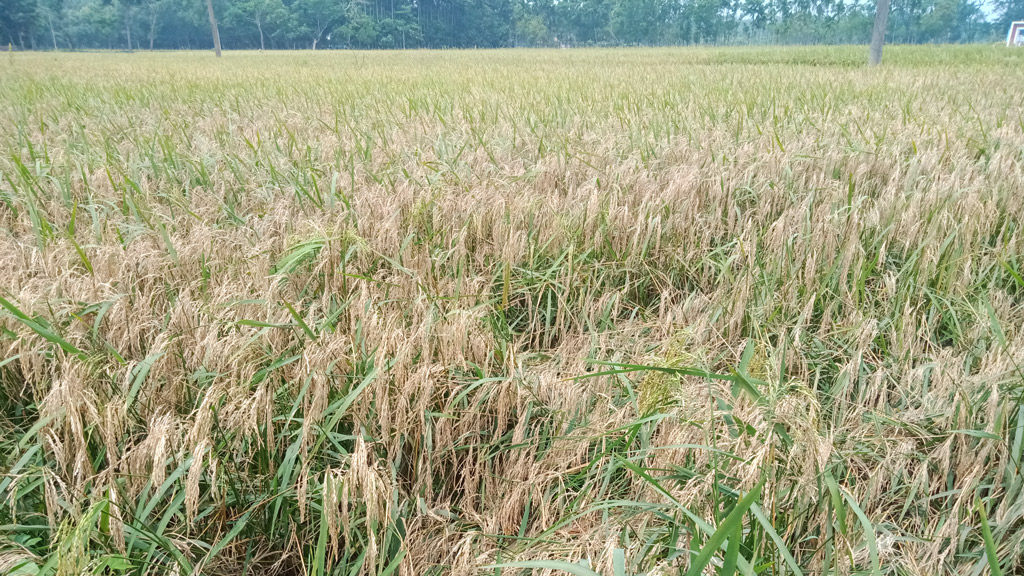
[1,47,1024,575]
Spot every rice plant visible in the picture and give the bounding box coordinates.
[1,46,1023,576]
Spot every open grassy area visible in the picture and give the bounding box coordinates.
[2,46,1024,575]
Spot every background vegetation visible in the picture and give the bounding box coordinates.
[2,46,1024,575]
[2,0,1022,50]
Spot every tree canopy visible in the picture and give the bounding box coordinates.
[0,0,1008,50]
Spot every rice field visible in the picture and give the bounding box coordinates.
[2,46,1024,576]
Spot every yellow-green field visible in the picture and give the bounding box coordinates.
[2,47,1024,575]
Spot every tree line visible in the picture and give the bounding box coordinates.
[2,0,1020,51]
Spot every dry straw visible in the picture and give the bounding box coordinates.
[1,46,1023,575]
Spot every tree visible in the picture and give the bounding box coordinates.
[868,0,889,65]
[65,0,119,48]
[291,0,343,49]
[141,0,174,49]
[951,0,989,42]
[548,0,613,45]
[676,0,731,44]
[1,0,42,48]
[611,0,665,44]
[226,0,289,49]
[455,0,513,48]
[742,0,771,29]
[994,0,1024,32]
[117,0,143,49]
[205,0,222,54]
[513,0,551,45]
[337,1,377,47]
[917,0,956,42]
[0,0,1005,51]
[39,0,65,49]
[375,4,421,48]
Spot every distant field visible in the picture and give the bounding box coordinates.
[2,46,1023,575]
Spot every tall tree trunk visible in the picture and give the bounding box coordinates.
[149,13,157,49]
[206,0,222,57]
[257,16,264,50]
[48,13,58,50]
[868,0,890,66]
[125,8,132,51]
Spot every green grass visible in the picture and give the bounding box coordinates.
[1,46,1023,575]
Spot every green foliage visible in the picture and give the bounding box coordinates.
[611,0,667,44]
[0,0,1001,50]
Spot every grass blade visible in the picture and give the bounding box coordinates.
[976,498,1003,576]
[685,481,763,576]
[0,294,85,358]
[841,488,881,576]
